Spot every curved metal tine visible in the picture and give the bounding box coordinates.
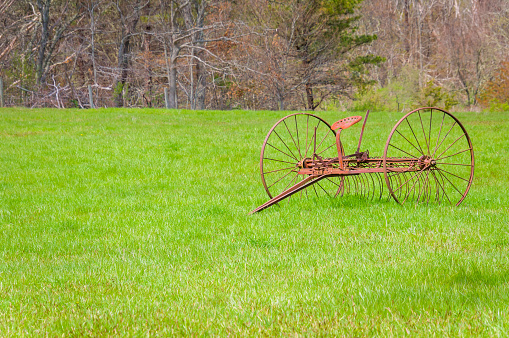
[369,173,377,200]
[417,170,431,204]
[430,171,441,204]
[363,174,371,200]
[356,174,364,198]
[426,170,436,205]
[401,172,414,202]
[375,173,384,200]
[433,170,453,205]
[364,174,371,200]
[350,175,357,197]
[418,111,431,156]
[416,171,427,202]
[391,169,423,194]
[360,175,366,198]
[354,175,361,197]
[402,169,427,204]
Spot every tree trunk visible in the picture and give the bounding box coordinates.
[113,3,141,107]
[305,82,314,111]
[36,0,50,84]
[169,54,178,109]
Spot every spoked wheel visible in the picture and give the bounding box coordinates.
[260,113,340,200]
[383,107,474,206]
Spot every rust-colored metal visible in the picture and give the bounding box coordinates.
[250,107,475,214]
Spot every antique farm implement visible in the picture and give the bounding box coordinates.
[250,107,474,214]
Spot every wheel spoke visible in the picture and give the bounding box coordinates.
[283,119,302,158]
[405,118,426,156]
[315,128,332,154]
[267,169,298,189]
[395,129,423,157]
[264,157,297,165]
[436,133,466,160]
[305,115,310,158]
[388,143,419,158]
[316,182,331,197]
[418,111,431,155]
[312,183,320,198]
[264,165,298,174]
[294,115,301,158]
[436,169,464,197]
[266,142,298,161]
[437,148,472,161]
[436,162,472,167]
[305,119,322,157]
[273,129,299,161]
[280,172,300,192]
[433,112,446,157]
[433,121,457,158]
[325,177,341,187]
[428,109,433,156]
[436,167,470,182]
[317,143,335,156]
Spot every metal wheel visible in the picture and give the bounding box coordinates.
[383,107,474,206]
[260,113,340,200]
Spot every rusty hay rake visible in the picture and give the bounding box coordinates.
[250,107,474,214]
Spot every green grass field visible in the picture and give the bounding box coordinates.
[0,107,508,336]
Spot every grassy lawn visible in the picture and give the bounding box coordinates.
[0,107,508,336]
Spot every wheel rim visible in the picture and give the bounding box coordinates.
[260,113,340,200]
[383,107,474,206]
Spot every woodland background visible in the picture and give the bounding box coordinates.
[0,0,508,112]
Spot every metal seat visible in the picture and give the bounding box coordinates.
[331,116,362,130]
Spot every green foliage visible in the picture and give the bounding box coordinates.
[479,61,509,111]
[348,67,458,112]
[113,81,124,98]
[3,52,36,90]
[417,80,458,110]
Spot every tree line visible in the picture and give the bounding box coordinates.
[0,0,508,111]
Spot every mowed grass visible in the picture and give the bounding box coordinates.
[0,107,508,336]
